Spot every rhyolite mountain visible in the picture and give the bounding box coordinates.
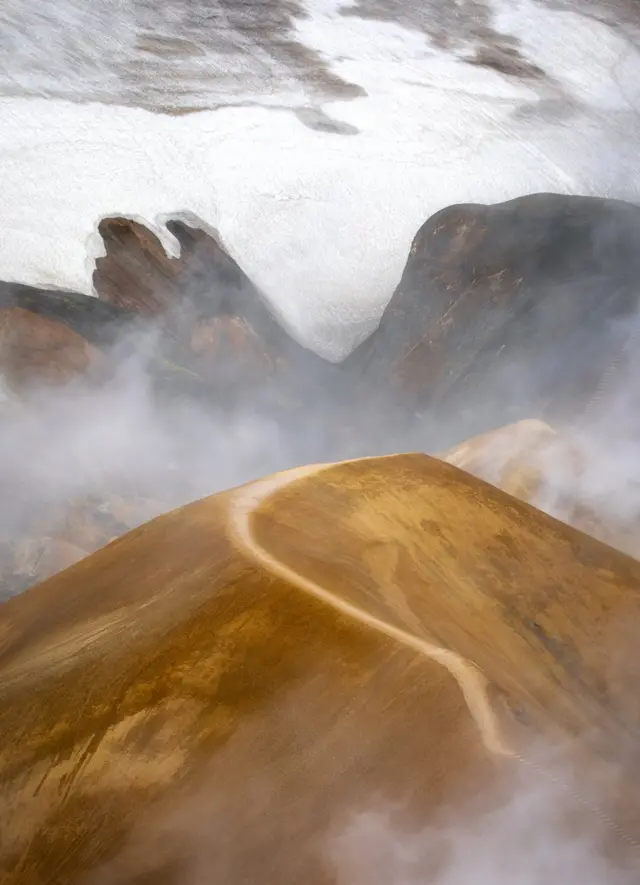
[346,192,640,445]
[1,218,338,404]
[4,193,640,595]
[5,193,640,435]
[93,216,329,400]
[439,419,640,559]
[2,454,640,883]
[0,283,137,388]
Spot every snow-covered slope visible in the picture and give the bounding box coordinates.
[1,0,640,360]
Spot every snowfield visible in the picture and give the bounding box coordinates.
[1,0,640,360]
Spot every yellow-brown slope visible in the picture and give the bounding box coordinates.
[1,454,640,883]
[439,419,640,556]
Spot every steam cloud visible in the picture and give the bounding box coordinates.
[2,279,640,881]
[3,0,640,881]
[327,767,638,885]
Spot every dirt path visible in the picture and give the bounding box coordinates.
[228,454,640,851]
[227,456,514,758]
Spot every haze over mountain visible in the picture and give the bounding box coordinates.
[2,2,640,882]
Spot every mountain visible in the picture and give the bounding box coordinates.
[440,419,640,556]
[0,216,334,404]
[0,281,137,388]
[348,193,640,443]
[9,193,640,436]
[93,216,324,396]
[1,454,640,883]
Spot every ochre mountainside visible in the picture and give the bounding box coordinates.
[439,419,640,557]
[2,415,637,601]
[1,454,640,883]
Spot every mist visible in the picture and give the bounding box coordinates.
[3,0,640,882]
[327,763,639,885]
[80,683,640,884]
[4,261,640,588]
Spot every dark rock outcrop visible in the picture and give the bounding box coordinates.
[6,194,640,597]
[1,217,339,402]
[93,216,331,399]
[0,282,213,401]
[0,282,139,387]
[6,195,640,425]
[348,193,640,443]
[0,307,102,387]
[94,216,257,320]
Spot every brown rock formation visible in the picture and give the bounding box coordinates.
[0,306,103,387]
[0,216,333,403]
[10,194,640,437]
[0,282,142,389]
[439,419,640,557]
[0,276,274,405]
[93,216,325,391]
[350,193,640,439]
[93,217,235,316]
[1,455,640,883]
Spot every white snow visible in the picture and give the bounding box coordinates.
[1,0,640,360]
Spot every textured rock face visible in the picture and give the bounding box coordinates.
[2,454,640,883]
[94,217,251,317]
[1,217,333,399]
[92,216,326,393]
[7,194,640,427]
[0,281,140,388]
[4,194,640,600]
[0,306,103,387]
[349,193,640,438]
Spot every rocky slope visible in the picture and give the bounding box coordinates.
[93,216,327,398]
[440,419,640,558]
[3,192,640,596]
[347,193,640,443]
[1,454,640,883]
[5,193,640,424]
[1,218,333,401]
[0,283,137,389]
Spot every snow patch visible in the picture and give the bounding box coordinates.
[1,1,640,359]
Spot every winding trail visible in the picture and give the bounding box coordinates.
[227,455,514,758]
[227,454,640,851]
